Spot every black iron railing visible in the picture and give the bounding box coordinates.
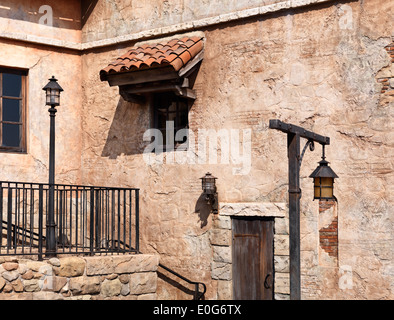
[158,263,206,300]
[0,181,139,259]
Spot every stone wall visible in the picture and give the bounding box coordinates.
[0,254,159,300]
[211,203,289,300]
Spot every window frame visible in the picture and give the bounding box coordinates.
[0,67,28,153]
[151,91,190,152]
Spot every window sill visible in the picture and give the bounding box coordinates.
[0,148,27,155]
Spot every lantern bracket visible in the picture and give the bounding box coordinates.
[299,139,315,170]
[269,119,333,301]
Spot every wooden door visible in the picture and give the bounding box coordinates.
[232,217,274,300]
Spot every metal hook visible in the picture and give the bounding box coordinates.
[299,139,314,169]
[309,140,315,152]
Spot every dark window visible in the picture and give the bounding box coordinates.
[0,68,27,152]
[153,92,189,150]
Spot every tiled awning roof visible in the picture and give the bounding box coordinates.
[100,36,204,81]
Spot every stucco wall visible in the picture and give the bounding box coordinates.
[81,0,335,43]
[0,40,83,185]
[0,0,392,300]
[0,0,81,43]
[80,0,393,299]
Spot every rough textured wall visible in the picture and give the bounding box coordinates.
[81,0,334,43]
[0,40,83,185]
[81,0,393,300]
[0,0,81,43]
[0,0,390,300]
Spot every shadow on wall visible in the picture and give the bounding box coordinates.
[101,97,150,159]
[195,194,212,228]
[155,195,210,299]
[157,269,201,300]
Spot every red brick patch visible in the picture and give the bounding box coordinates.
[319,201,338,258]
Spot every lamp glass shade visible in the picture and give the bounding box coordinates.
[201,172,217,195]
[46,88,61,106]
[43,76,63,106]
[313,177,334,200]
[310,157,338,201]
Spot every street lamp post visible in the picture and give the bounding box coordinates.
[43,76,63,257]
[269,119,338,300]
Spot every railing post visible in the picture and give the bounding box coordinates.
[193,283,200,300]
[58,189,63,248]
[95,189,100,249]
[0,184,3,249]
[7,187,12,252]
[135,189,139,252]
[90,187,94,255]
[38,184,44,261]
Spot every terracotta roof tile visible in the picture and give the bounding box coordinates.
[100,37,204,80]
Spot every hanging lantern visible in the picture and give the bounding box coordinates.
[309,145,338,201]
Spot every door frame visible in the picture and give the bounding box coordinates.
[232,216,274,300]
[210,202,290,300]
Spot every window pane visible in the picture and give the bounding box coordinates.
[157,110,167,130]
[177,100,188,128]
[2,98,21,122]
[2,123,21,147]
[178,111,188,128]
[168,101,176,113]
[168,111,177,122]
[153,92,190,150]
[2,73,22,97]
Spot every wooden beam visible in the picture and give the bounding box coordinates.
[120,84,196,100]
[119,89,146,104]
[287,132,301,300]
[107,66,179,87]
[269,119,330,145]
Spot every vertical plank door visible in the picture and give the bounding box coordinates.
[232,217,274,300]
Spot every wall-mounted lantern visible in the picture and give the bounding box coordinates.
[309,145,338,201]
[200,172,218,214]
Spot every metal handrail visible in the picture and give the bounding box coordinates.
[157,263,206,300]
